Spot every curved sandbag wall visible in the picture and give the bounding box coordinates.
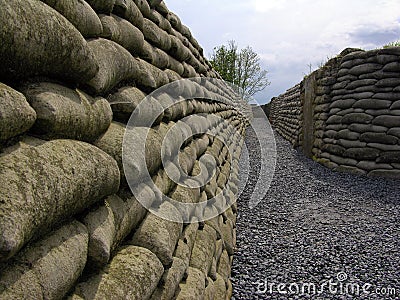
[0,1,252,299]
[266,48,400,179]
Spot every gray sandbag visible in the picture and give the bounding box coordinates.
[0,0,98,83]
[100,14,145,55]
[41,0,102,38]
[0,138,120,261]
[168,55,185,76]
[130,202,183,266]
[113,0,144,31]
[152,47,170,69]
[141,40,156,63]
[143,18,172,52]
[22,82,112,142]
[0,83,36,141]
[0,221,88,299]
[169,35,191,62]
[72,246,164,299]
[86,0,115,13]
[167,12,183,32]
[85,38,139,95]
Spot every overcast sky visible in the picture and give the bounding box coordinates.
[164,0,400,104]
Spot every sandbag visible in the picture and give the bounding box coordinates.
[113,0,144,31]
[0,0,98,83]
[41,0,102,38]
[72,246,164,299]
[0,138,120,261]
[86,0,116,14]
[0,221,88,299]
[85,38,140,95]
[0,83,36,141]
[130,202,183,266]
[143,18,172,52]
[22,82,112,142]
[100,14,145,55]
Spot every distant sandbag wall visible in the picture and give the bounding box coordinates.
[267,47,400,179]
[264,84,302,146]
[0,0,251,299]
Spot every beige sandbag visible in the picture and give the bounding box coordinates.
[100,14,145,55]
[72,246,164,299]
[0,138,120,261]
[0,0,98,83]
[41,0,102,38]
[22,82,112,142]
[0,221,88,299]
[0,83,36,142]
[176,267,205,300]
[189,224,217,275]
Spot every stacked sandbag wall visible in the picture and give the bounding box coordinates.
[265,84,301,146]
[0,0,251,299]
[269,47,400,179]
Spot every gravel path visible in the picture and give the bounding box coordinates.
[232,118,400,299]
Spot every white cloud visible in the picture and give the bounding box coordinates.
[164,0,400,103]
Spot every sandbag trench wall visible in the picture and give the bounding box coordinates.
[0,0,252,299]
[264,47,400,179]
[266,84,302,147]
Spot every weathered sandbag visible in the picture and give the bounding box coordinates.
[0,138,120,261]
[123,125,163,180]
[41,0,102,38]
[136,58,169,89]
[133,0,151,18]
[176,267,205,300]
[72,246,164,299]
[168,55,185,76]
[86,0,115,13]
[182,62,197,78]
[164,69,182,82]
[82,197,117,270]
[22,82,112,142]
[113,0,144,31]
[108,86,164,124]
[0,221,88,299]
[0,0,98,83]
[0,83,36,141]
[100,14,145,55]
[167,12,183,32]
[152,47,170,69]
[130,202,183,266]
[143,18,172,52]
[85,38,139,95]
[189,224,217,275]
[150,257,186,300]
[169,35,191,61]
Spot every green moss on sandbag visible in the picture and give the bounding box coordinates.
[99,14,145,55]
[40,0,103,38]
[0,221,88,299]
[22,82,112,142]
[0,138,120,261]
[72,246,164,299]
[0,0,98,83]
[86,0,116,14]
[0,83,36,142]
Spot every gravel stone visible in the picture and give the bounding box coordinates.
[232,118,400,300]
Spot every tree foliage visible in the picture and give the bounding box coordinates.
[209,41,270,99]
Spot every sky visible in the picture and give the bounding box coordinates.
[164,0,400,104]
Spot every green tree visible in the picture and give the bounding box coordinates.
[210,41,270,100]
[383,40,400,48]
